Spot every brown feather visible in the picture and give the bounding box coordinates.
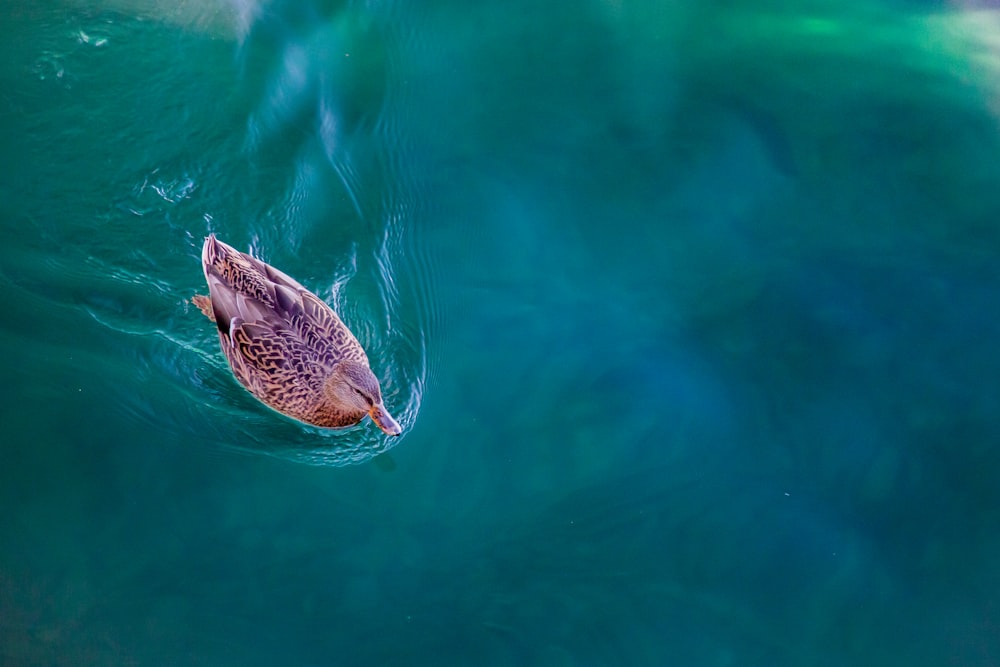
[192,234,401,434]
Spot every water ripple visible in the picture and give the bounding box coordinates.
[0,2,438,467]
[187,2,434,465]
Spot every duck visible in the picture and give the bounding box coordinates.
[191,234,402,436]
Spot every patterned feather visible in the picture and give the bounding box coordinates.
[192,234,401,435]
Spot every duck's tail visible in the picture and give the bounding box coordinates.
[200,234,273,301]
[201,233,228,278]
[193,234,227,323]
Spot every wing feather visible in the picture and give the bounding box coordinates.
[300,292,368,365]
[228,319,325,417]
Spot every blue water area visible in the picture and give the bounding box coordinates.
[2,1,999,664]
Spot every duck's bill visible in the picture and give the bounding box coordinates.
[370,404,402,436]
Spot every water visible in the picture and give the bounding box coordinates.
[2,0,999,664]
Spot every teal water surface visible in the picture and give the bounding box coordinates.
[2,0,1000,664]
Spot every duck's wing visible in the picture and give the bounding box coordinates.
[204,272,263,338]
[225,315,328,416]
[202,235,301,330]
[201,234,367,366]
[300,292,369,365]
[258,258,309,294]
[204,234,311,291]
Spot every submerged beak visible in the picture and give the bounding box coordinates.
[369,402,402,436]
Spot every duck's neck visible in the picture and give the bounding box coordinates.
[308,399,366,428]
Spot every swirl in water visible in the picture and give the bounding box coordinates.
[193,1,432,465]
[5,1,436,467]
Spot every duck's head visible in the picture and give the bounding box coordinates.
[325,360,402,436]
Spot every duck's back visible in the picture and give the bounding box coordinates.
[202,234,308,314]
[197,235,369,424]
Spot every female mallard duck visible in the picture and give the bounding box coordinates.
[192,234,401,436]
